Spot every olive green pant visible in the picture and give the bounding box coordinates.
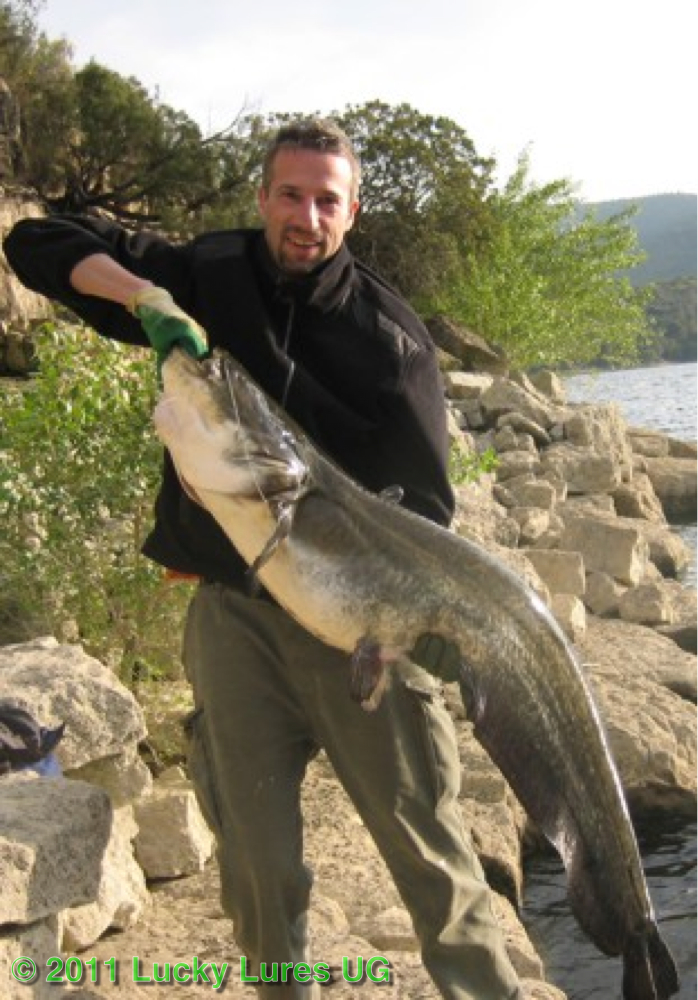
[182,582,522,1000]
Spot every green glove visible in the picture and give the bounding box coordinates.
[411,633,462,682]
[127,287,208,366]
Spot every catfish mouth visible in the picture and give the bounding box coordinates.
[163,347,308,501]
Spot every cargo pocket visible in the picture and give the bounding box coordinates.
[401,678,461,813]
[182,706,224,838]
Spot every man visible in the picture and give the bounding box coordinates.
[4,120,522,999]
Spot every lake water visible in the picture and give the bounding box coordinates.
[523,362,697,998]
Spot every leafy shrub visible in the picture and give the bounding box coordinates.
[0,322,192,682]
[449,443,499,485]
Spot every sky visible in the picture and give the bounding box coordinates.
[36,0,696,203]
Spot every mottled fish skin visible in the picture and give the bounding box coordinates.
[155,348,679,1000]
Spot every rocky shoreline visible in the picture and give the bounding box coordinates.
[1,320,696,999]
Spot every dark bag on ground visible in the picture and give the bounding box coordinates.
[0,701,65,776]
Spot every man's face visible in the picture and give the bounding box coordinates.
[258,148,359,276]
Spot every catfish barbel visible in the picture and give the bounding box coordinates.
[154,347,679,1000]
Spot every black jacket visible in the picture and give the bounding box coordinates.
[4,216,454,589]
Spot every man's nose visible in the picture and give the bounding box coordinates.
[294,197,319,230]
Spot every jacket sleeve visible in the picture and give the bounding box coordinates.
[3,214,193,346]
[384,339,455,528]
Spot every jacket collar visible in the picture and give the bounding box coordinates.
[252,231,354,313]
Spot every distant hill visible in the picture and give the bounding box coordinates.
[583,193,697,286]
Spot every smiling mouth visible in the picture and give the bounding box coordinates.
[285,232,322,251]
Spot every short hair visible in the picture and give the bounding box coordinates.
[261,118,361,201]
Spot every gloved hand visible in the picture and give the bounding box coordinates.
[126,287,208,366]
[410,633,462,683]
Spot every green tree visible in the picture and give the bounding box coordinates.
[646,277,697,363]
[0,0,41,76]
[431,154,655,368]
[336,101,496,300]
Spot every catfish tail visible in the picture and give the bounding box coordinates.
[622,923,679,1000]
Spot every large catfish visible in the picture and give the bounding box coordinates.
[154,347,679,1000]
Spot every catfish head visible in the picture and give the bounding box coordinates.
[154,347,307,503]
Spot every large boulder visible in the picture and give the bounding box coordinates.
[541,442,622,494]
[60,804,148,952]
[644,455,697,523]
[134,767,214,878]
[563,404,633,480]
[0,775,111,924]
[0,638,147,773]
[426,316,510,375]
[481,379,560,430]
[523,549,585,597]
[559,515,649,586]
[0,192,49,329]
[579,619,697,810]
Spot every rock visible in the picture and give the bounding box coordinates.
[523,550,585,597]
[2,327,36,375]
[0,775,112,924]
[134,766,214,878]
[446,406,465,441]
[521,982,567,1000]
[668,437,697,459]
[560,515,649,586]
[644,455,698,523]
[481,379,559,430]
[368,905,418,951]
[426,316,510,375]
[493,424,520,453]
[584,572,626,617]
[505,479,558,511]
[541,442,622,494]
[527,369,567,405]
[495,450,542,482]
[618,582,677,626]
[0,193,50,331]
[307,893,351,941]
[455,726,524,903]
[61,805,148,952]
[538,470,568,503]
[496,547,551,604]
[626,426,695,461]
[627,426,670,458]
[560,493,616,515]
[513,433,539,454]
[551,593,587,641]
[452,397,486,430]
[564,404,633,480]
[497,412,551,446]
[656,623,697,654]
[453,480,520,549]
[66,746,153,807]
[611,474,666,523]
[620,517,692,578]
[580,615,697,710]
[443,371,494,399]
[581,628,697,810]
[509,507,550,545]
[0,637,147,771]
[588,656,696,815]
[0,914,62,1000]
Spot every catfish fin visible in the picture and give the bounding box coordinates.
[622,924,679,1000]
[246,500,295,586]
[350,637,388,712]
